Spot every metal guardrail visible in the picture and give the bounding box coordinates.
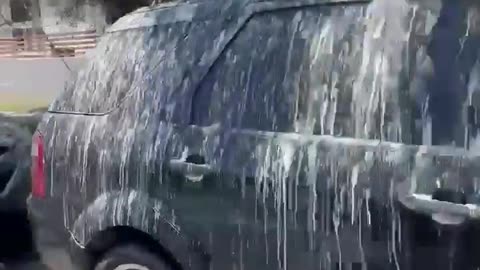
[0,30,98,58]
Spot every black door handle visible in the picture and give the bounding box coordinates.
[168,159,214,182]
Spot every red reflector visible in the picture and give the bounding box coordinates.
[31,131,46,198]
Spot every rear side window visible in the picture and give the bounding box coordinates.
[50,24,190,113]
[191,4,369,134]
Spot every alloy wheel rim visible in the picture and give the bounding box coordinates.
[113,264,150,270]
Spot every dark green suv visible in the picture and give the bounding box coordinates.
[28,0,480,269]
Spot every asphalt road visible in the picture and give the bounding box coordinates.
[4,248,72,270]
[0,216,73,270]
[3,262,48,270]
[37,248,74,270]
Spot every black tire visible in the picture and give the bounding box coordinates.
[94,245,174,270]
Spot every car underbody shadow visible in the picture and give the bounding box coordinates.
[0,210,38,264]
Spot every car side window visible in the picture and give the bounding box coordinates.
[51,26,176,114]
[191,10,308,132]
[191,5,369,135]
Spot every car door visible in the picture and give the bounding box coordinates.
[140,1,480,270]
[165,7,312,270]
[169,3,383,270]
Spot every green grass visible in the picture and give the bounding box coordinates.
[0,103,46,112]
[0,94,51,113]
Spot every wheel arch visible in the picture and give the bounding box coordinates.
[70,190,210,270]
[85,225,183,270]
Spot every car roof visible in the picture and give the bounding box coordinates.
[107,0,370,33]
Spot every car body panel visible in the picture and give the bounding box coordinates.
[29,0,480,269]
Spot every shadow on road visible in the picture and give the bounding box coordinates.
[0,211,48,270]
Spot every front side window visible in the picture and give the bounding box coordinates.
[191,2,440,145]
[191,8,311,132]
[191,5,372,135]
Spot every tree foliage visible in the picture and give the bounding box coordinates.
[61,0,163,25]
[0,13,13,27]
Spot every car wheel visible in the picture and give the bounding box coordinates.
[94,245,174,270]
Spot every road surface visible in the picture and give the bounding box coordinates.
[3,248,72,270]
